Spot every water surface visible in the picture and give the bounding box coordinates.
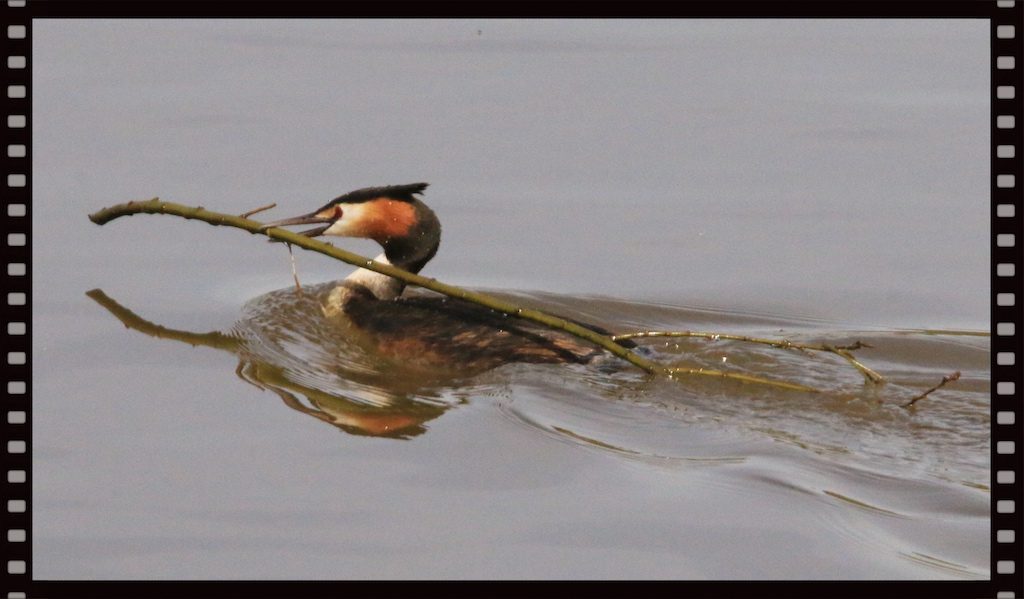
[32,19,989,579]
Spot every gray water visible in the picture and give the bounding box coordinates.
[31,19,989,579]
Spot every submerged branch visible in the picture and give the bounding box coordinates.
[665,366,816,393]
[612,330,885,385]
[89,198,817,393]
[829,347,885,385]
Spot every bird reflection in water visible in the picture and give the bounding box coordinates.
[86,287,458,439]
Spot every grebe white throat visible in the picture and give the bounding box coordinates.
[343,253,404,301]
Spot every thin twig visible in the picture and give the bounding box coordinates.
[903,371,961,408]
[612,330,885,385]
[239,202,277,219]
[88,198,820,393]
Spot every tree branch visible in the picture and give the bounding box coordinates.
[88,198,819,393]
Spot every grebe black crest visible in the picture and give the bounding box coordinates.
[261,183,632,371]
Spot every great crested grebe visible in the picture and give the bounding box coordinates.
[260,183,634,371]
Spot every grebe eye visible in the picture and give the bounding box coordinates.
[334,205,344,219]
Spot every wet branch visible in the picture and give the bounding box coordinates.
[903,371,961,408]
[612,331,885,384]
[88,198,820,393]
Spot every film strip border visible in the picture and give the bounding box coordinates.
[994,2,1024,599]
[0,3,1020,599]
[2,1,29,597]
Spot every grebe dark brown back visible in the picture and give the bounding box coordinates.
[260,183,632,371]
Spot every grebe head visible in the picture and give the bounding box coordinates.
[261,182,441,275]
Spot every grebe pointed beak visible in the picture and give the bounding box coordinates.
[259,211,334,238]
